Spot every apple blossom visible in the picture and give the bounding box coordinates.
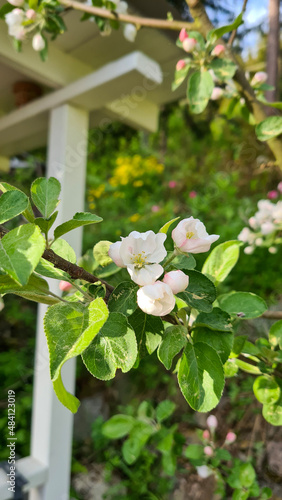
[168,180,177,188]
[238,227,256,245]
[210,87,224,100]
[172,217,219,254]
[176,59,186,71]
[244,246,254,255]
[189,190,197,198]
[251,71,267,85]
[206,415,218,430]
[151,205,160,213]
[9,24,26,40]
[211,44,225,57]
[32,33,45,51]
[109,230,167,286]
[114,0,128,14]
[163,270,189,294]
[269,246,278,254]
[123,23,137,42]
[179,28,189,42]
[26,9,37,20]
[277,181,282,193]
[204,446,213,456]
[196,465,212,478]
[255,237,263,246]
[267,190,278,200]
[137,281,175,316]
[225,431,236,444]
[261,221,275,235]
[5,8,24,38]
[183,37,197,53]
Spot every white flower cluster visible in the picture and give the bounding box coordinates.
[109,217,219,316]
[5,0,45,51]
[238,190,282,255]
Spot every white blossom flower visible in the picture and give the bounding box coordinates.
[238,227,256,245]
[7,0,24,6]
[269,246,278,254]
[163,270,189,294]
[196,465,213,478]
[244,245,254,255]
[261,221,275,235]
[182,37,197,52]
[123,23,137,42]
[109,230,167,286]
[32,33,45,51]
[137,281,175,316]
[206,415,218,430]
[251,71,267,86]
[210,87,224,100]
[5,8,25,39]
[172,217,219,254]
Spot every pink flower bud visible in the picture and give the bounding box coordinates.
[206,415,218,430]
[163,270,189,294]
[179,28,189,42]
[211,87,224,101]
[277,181,282,193]
[204,446,213,456]
[32,33,45,51]
[211,44,225,57]
[251,71,267,85]
[269,246,278,254]
[183,38,197,53]
[225,432,236,444]
[26,9,36,20]
[176,59,186,71]
[203,430,210,440]
[59,281,72,292]
[168,180,177,189]
[151,205,160,213]
[267,190,278,200]
[189,190,197,198]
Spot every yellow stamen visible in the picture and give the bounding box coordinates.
[186,231,194,239]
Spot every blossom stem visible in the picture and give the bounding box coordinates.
[163,249,179,269]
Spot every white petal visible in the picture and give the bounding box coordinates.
[108,241,125,267]
[127,263,163,286]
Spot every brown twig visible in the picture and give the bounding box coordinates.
[58,0,196,32]
[262,310,282,320]
[228,0,249,47]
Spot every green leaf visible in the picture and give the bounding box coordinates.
[233,359,261,375]
[31,177,61,218]
[0,224,45,286]
[269,320,282,348]
[187,70,214,114]
[93,240,112,266]
[172,65,190,92]
[157,325,187,370]
[253,376,280,405]
[35,238,76,282]
[239,463,256,488]
[192,327,233,364]
[122,422,155,465]
[159,217,180,234]
[178,270,216,313]
[263,397,282,426]
[207,13,243,41]
[224,359,238,377]
[0,182,34,222]
[0,191,29,224]
[34,211,58,234]
[0,3,14,18]
[102,414,136,439]
[0,273,58,305]
[54,212,103,239]
[172,253,196,271]
[51,238,76,263]
[209,59,237,81]
[202,241,242,284]
[82,312,137,380]
[156,400,176,423]
[184,444,205,461]
[178,342,224,412]
[217,292,267,319]
[128,308,164,356]
[44,298,108,412]
[193,308,233,333]
[108,282,138,316]
[256,116,282,141]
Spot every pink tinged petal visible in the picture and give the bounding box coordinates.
[183,38,197,52]
[108,241,125,267]
[137,281,175,316]
[203,430,210,440]
[163,270,189,294]
[59,281,72,292]
[204,446,213,456]
[206,415,218,429]
[225,432,236,444]
[127,264,163,286]
[180,234,219,254]
[179,28,189,42]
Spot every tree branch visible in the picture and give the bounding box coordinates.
[228,0,248,46]
[185,0,282,170]
[58,0,196,32]
[262,311,282,320]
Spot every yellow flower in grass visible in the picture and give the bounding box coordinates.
[89,202,96,210]
[133,180,144,188]
[129,213,141,223]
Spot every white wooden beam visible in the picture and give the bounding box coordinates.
[0,51,162,156]
[0,22,92,88]
[105,98,159,132]
[29,104,89,500]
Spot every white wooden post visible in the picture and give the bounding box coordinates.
[29,104,89,500]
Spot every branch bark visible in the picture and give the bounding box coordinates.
[58,0,196,32]
[185,0,282,169]
[266,0,280,103]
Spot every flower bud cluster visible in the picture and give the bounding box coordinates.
[5,1,45,51]
[100,0,137,42]
[238,186,282,254]
[109,217,219,316]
